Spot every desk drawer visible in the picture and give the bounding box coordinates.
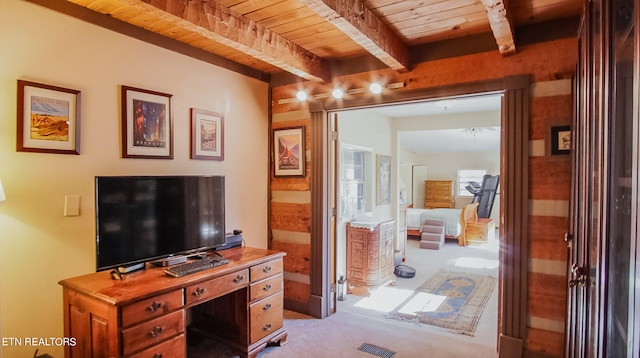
[122,309,185,356]
[122,290,184,327]
[249,292,283,343]
[127,333,186,358]
[250,274,283,302]
[186,269,249,305]
[250,258,283,282]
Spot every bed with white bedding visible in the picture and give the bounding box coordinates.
[405,203,479,245]
[406,207,462,237]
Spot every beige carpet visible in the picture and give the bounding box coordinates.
[188,236,499,357]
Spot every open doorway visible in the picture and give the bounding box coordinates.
[308,75,530,357]
[332,94,502,350]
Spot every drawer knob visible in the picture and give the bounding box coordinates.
[193,287,206,297]
[263,284,272,291]
[263,266,272,273]
[148,326,164,337]
[147,301,164,312]
[153,354,163,358]
[263,323,272,331]
[263,303,272,311]
[234,275,245,283]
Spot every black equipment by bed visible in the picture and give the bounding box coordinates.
[466,174,499,218]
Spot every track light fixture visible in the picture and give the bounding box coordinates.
[278,81,405,104]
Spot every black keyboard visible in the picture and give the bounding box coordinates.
[164,257,229,278]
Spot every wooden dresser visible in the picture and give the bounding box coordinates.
[346,219,395,292]
[59,247,287,358]
[424,180,455,208]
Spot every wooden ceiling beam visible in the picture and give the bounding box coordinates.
[298,0,409,72]
[68,0,331,82]
[481,0,516,55]
[146,0,333,81]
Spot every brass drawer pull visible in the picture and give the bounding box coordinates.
[263,303,272,311]
[193,287,206,297]
[263,266,272,273]
[153,354,163,358]
[263,323,272,331]
[263,284,272,291]
[146,301,163,312]
[234,275,245,283]
[148,326,164,337]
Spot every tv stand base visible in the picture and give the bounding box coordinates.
[150,255,188,267]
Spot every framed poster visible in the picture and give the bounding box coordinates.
[121,85,173,159]
[191,108,224,160]
[546,121,571,159]
[274,126,305,177]
[377,154,391,205]
[17,80,81,154]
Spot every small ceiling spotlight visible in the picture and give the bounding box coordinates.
[332,88,344,99]
[296,90,308,101]
[369,82,382,94]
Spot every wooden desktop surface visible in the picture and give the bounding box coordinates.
[59,246,287,358]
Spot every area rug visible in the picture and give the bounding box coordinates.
[387,270,496,335]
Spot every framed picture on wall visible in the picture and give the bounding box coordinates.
[377,154,391,205]
[191,108,224,160]
[273,126,305,177]
[121,85,173,159]
[546,121,571,159]
[17,80,81,155]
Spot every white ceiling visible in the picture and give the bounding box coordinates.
[367,94,503,153]
[372,94,503,117]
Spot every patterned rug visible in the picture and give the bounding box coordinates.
[387,270,496,335]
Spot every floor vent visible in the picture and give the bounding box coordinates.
[357,343,395,358]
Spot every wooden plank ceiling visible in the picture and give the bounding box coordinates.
[60,0,583,82]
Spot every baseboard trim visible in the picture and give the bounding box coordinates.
[523,349,557,358]
[284,298,310,316]
[499,334,524,358]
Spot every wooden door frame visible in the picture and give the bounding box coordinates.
[308,75,530,357]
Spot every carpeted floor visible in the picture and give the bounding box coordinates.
[188,235,499,357]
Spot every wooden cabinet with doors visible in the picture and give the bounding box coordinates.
[566,0,640,356]
[346,219,395,292]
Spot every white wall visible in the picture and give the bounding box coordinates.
[412,151,501,222]
[0,1,269,356]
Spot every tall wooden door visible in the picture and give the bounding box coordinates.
[567,0,639,356]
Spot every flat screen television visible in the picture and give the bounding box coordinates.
[95,175,225,271]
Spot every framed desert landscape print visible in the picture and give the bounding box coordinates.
[121,85,173,159]
[274,126,305,177]
[191,108,224,160]
[17,80,81,154]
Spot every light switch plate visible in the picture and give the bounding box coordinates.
[64,195,80,217]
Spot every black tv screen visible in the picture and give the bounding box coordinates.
[95,175,225,271]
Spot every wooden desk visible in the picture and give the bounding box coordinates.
[59,247,287,358]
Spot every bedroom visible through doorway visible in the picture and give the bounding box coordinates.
[332,93,502,350]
